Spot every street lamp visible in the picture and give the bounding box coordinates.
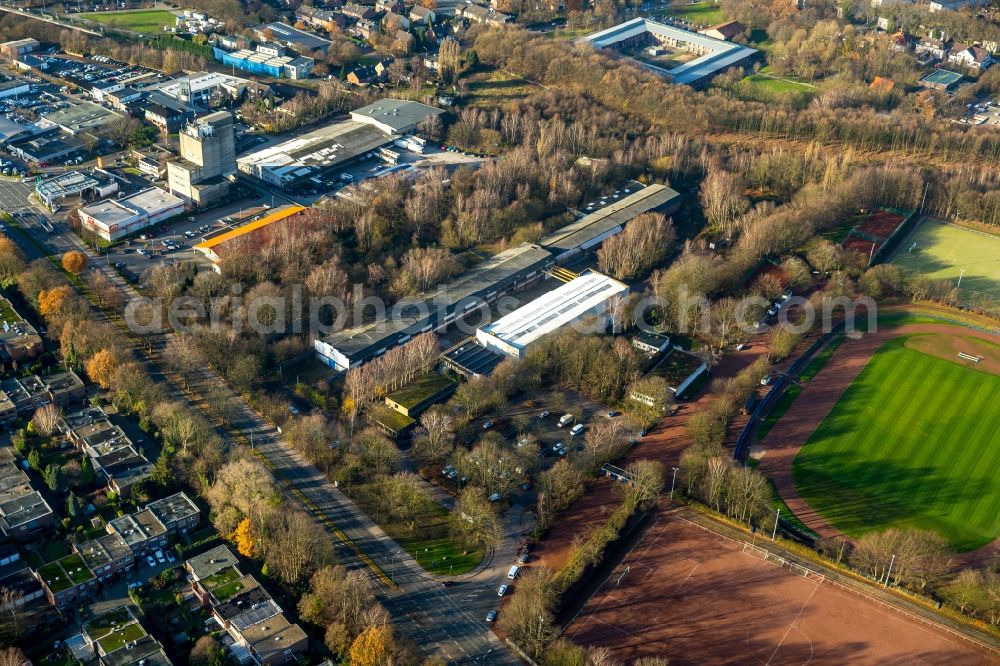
[669,466,679,500]
[884,554,896,588]
[387,549,400,578]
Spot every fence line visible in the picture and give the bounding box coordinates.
[678,511,1000,656]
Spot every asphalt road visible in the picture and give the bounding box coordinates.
[4,203,524,664]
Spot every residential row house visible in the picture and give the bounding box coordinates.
[0,369,86,423]
[108,492,201,555]
[456,3,511,24]
[74,531,134,582]
[0,295,43,373]
[186,545,308,665]
[61,406,153,498]
[0,448,55,539]
[33,492,199,608]
[73,605,172,666]
[35,552,97,608]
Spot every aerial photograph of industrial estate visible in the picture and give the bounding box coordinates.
[2,0,1000,663]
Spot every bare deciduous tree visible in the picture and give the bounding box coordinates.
[31,403,60,437]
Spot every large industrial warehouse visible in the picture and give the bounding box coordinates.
[237,99,444,190]
[314,176,683,372]
[236,121,389,189]
[314,243,554,371]
[539,183,681,263]
[475,271,629,359]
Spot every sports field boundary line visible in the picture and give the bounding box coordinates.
[822,577,1000,655]
[678,510,1000,656]
[559,508,658,632]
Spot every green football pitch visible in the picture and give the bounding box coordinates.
[893,219,1000,307]
[792,336,1000,552]
[81,9,178,33]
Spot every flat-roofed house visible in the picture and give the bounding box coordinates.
[146,492,200,534]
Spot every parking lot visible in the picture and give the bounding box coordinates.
[104,194,275,281]
[956,99,1000,126]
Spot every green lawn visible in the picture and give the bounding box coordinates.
[742,74,815,95]
[0,297,22,323]
[467,69,542,107]
[792,337,1000,551]
[892,219,1000,308]
[81,9,178,33]
[662,1,725,25]
[396,526,483,575]
[96,622,146,653]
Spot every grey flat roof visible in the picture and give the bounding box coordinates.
[123,187,184,215]
[146,492,198,526]
[80,199,136,226]
[186,544,238,580]
[540,183,680,254]
[41,101,122,130]
[257,22,331,49]
[323,243,553,360]
[350,98,443,132]
[237,120,390,180]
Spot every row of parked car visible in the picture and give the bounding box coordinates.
[142,548,175,568]
[486,551,531,623]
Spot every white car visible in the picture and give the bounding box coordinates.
[165,550,176,563]
[154,550,165,563]
[145,555,156,567]
[497,584,508,596]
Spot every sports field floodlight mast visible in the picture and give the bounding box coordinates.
[771,509,780,541]
[958,268,966,288]
[670,467,680,499]
[884,554,896,588]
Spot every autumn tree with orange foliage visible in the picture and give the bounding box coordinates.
[62,251,88,274]
[349,625,395,666]
[85,349,120,389]
[38,286,73,319]
[233,517,255,557]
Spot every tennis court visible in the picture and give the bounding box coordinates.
[893,219,1000,306]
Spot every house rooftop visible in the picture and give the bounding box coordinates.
[186,544,238,580]
[146,492,199,527]
[108,509,165,547]
[241,612,308,660]
[37,553,93,593]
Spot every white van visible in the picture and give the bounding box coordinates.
[557,413,574,428]
[570,423,585,436]
[507,565,521,580]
